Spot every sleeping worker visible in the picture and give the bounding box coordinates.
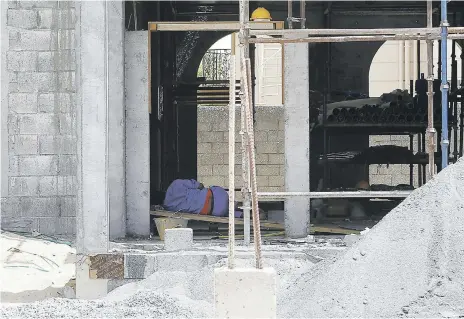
[163,179,243,218]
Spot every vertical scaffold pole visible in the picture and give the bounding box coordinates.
[228,53,236,269]
[426,0,436,177]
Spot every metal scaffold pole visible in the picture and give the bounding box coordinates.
[227,52,236,269]
[440,0,450,169]
[426,0,436,177]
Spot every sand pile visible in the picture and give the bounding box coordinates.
[281,158,464,318]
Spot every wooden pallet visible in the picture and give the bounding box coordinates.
[150,210,361,235]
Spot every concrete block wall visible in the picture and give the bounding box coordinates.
[1,1,76,235]
[197,106,285,195]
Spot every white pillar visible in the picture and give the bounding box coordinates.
[283,38,311,238]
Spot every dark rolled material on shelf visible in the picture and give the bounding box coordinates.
[337,115,346,122]
[406,114,414,123]
[327,115,335,122]
[348,108,357,116]
[371,114,379,123]
[332,108,341,116]
[397,114,406,123]
[387,115,397,123]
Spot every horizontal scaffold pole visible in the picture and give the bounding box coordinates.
[257,191,412,200]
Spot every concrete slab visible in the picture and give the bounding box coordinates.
[214,267,277,319]
[164,228,193,251]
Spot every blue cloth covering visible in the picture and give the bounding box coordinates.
[163,179,208,214]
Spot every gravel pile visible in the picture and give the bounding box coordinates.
[281,158,464,318]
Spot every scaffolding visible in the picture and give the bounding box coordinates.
[228,0,464,269]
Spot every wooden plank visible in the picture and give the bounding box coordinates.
[88,254,125,280]
[150,210,285,230]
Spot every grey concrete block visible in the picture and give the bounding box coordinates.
[37,8,76,29]
[8,1,18,9]
[34,217,75,235]
[9,156,19,175]
[38,93,74,113]
[156,254,209,272]
[55,30,75,50]
[38,175,58,196]
[18,155,59,176]
[7,51,38,71]
[124,254,157,279]
[58,72,75,92]
[19,1,59,8]
[198,153,224,165]
[59,155,77,175]
[21,197,60,218]
[18,114,59,134]
[60,196,76,217]
[1,197,20,218]
[197,142,212,154]
[8,93,38,113]
[164,228,194,251]
[38,51,75,72]
[57,176,77,196]
[9,176,39,196]
[59,113,76,134]
[8,135,38,155]
[257,165,280,176]
[9,30,53,51]
[39,135,76,154]
[17,72,58,93]
[268,154,284,165]
[7,9,38,29]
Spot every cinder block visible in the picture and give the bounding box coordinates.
[7,9,38,29]
[38,93,74,113]
[197,165,213,176]
[18,155,59,176]
[39,135,76,155]
[202,176,225,187]
[38,51,76,72]
[58,72,76,91]
[213,165,228,176]
[8,93,38,113]
[18,114,59,134]
[268,153,284,165]
[8,1,18,9]
[9,30,53,51]
[214,267,277,319]
[211,142,228,154]
[57,176,77,196]
[38,175,58,196]
[156,254,208,272]
[1,197,20,218]
[197,122,212,132]
[59,155,77,175]
[7,51,38,71]
[257,165,280,176]
[198,153,224,165]
[8,135,38,155]
[9,156,19,175]
[256,154,269,164]
[60,197,76,217]
[267,130,283,142]
[19,1,59,8]
[21,196,60,218]
[37,8,76,29]
[256,142,280,154]
[59,113,75,134]
[9,176,39,196]
[198,131,223,142]
[164,228,194,251]
[268,175,284,187]
[17,72,57,93]
[256,175,269,187]
[54,30,75,50]
[197,142,212,154]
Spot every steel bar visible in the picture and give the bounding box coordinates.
[257,191,413,199]
[288,0,293,29]
[300,1,306,29]
[250,27,464,37]
[227,54,236,269]
[426,0,436,177]
[242,53,263,269]
[440,0,449,169]
[239,0,251,247]
[249,34,455,44]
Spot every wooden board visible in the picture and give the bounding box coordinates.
[89,254,124,280]
[150,210,285,230]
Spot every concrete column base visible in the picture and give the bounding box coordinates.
[75,255,108,299]
[214,267,277,319]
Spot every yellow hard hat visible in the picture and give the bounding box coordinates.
[251,7,272,21]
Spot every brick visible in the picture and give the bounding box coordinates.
[38,93,74,113]
[198,153,224,165]
[9,30,53,51]
[59,113,75,134]
[211,142,228,154]
[268,176,284,187]
[197,143,212,154]
[198,131,223,142]
[9,93,37,113]
[1,197,20,218]
[38,175,58,196]
[213,165,228,176]
[198,165,213,176]
[7,9,38,29]
[256,176,269,187]
[39,135,76,154]
[37,8,76,29]
[7,51,38,71]
[268,154,284,165]
[60,197,76,217]
[38,50,75,72]
[18,155,59,176]
[18,114,59,134]
[17,72,58,93]
[57,176,77,196]
[59,155,77,175]
[9,176,39,196]
[20,197,60,218]
[9,135,38,155]
[257,165,280,176]
[201,176,225,187]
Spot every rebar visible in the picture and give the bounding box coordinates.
[227,54,236,269]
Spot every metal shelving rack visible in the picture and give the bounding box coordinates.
[227,0,464,268]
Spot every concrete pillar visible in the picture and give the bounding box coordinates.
[0,1,8,198]
[214,267,277,319]
[125,31,150,237]
[283,38,311,238]
[108,1,126,240]
[75,0,110,254]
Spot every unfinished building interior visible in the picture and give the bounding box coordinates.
[1,0,464,306]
